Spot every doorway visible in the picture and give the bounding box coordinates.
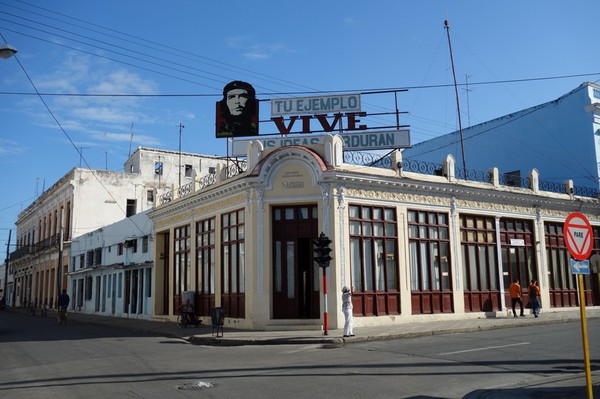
[272,205,320,319]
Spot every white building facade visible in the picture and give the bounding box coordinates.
[149,137,600,331]
[9,147,227,311]
[69,211,154,318]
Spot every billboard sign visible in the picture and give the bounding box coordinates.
[216,81,259,138]
[231,130,410,157]
[271,94,361,116]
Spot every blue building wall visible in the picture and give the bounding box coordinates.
[402,82,600,190]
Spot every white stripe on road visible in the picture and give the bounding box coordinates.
[437,342,530,356]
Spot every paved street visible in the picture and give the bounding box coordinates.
[0,307,599,398]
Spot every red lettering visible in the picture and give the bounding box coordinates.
[315,113,343,132]
[271,116,298,134]
[300,115,312,133]
[346,112,367,131]
[271,112,369,134]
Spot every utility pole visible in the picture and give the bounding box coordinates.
[178,123,185,187]
[3,230,10,306]
[444,20,467,176]
[56,208,64,306]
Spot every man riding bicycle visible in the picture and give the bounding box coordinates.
[57,289,70,324]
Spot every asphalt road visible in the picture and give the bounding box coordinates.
[0,310,598,398]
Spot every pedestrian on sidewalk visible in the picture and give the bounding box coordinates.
[528,279,541,318]
[509,280,525,317]
[342,286,354,337]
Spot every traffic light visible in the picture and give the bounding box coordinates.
[313,232,332,268]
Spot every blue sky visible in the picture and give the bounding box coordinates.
[1,0,599,252]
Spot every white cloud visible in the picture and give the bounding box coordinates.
[25,52,163,147]
[227,36,294,60]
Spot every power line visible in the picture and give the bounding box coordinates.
[2,0,319,93]
[0,71,599,98]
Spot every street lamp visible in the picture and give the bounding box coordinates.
[1,43,17,306]
[0,44,17,59]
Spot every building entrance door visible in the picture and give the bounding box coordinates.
[272,205,320,319]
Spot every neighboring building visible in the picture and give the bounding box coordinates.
[69,211,153,318]
[401,82,600,194]
[9,147,226,310]
[0,260,14,307]
[149,136,600,331]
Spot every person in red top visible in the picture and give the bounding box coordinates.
[508,280,525,317]
[528,280,541,318]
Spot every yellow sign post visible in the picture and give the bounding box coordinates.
[564,212,594,399]
[577,274,593,399]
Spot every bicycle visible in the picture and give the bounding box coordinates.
[177,310,201,328]
[58,307,68,325]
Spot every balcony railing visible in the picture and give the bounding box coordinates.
[9,234,60,261]
[344,151,599,199]
[159,160,248,205]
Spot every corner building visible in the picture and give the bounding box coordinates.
[150,135,600,330]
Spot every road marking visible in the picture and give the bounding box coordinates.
[437,342,530,356]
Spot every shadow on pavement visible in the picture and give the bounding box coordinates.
[463,384,599,399]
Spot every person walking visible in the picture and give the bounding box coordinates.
[509,279,525,317]
[342,286,354,337]
[57,289,70,324]
[528,279,541,318]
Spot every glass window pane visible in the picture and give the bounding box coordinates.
[363,239,373,290]
[362,207,371,220]
[299,207,308,219]
[350,221,361,235]
[375,240,384,290]
[374,222,384,237]
[408,225,419,238]
[428,213,437,224]
[286,241,295,298]
[408,211,417,223]
[363,222,373,236]
[350,238,363,291]
[385,208,396,221]
[385,223,396,237]
[385,239,397,289]
[409,241,419,290]
[285,208,294,220]
[239,242,245,293]
[349,205,359,218]
[373,208,382,220]
[275,241,282,292]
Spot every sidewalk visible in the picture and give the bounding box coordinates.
[12,306,600,347]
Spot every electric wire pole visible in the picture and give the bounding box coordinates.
[444,20,467,176]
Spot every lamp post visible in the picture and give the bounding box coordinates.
[1,44,16,306]
[0,44,17,59]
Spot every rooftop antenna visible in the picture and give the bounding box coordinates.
[127,122,134,158]
[178,123,185,187]
[444,19,467,175]
[104,131,108,170]
[464,74,472,127]
[35,177,46,198]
